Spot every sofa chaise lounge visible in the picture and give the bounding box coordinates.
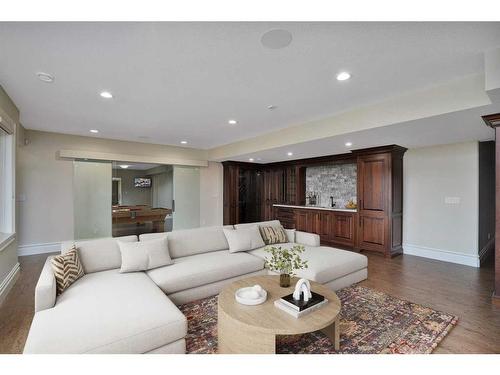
[23,220,367,354]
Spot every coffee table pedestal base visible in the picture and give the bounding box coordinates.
[218,309,340,354]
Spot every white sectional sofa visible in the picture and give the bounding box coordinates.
[23,220,367,354]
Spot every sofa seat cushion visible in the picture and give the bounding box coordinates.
[147,250,265,294]
[249,244,368,284]
[24,269,186,354]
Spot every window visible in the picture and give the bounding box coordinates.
[0,124,15,247]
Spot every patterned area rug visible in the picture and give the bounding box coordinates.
[178,285,458,354]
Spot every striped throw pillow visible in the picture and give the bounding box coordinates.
[259,226,288,245]
[51,246,85,296]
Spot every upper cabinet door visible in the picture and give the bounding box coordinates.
[358,154,390,212]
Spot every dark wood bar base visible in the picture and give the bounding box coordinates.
[275,206,357,249]
[223,144,407,258]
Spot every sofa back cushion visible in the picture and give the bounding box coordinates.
[234,220,281,230]
[60,235,137,274]
[140,226,229,258]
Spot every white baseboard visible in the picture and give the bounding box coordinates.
[18,242,60,256]
[0,262,20,306]
[403,243,480,268]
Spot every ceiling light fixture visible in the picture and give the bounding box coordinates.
[180,140,188,144]
[287,152,293,157]
[89,129,99,134]
[119,165,130,169]
[336,72,351,81]
[345,142,353,147]
[249,158,254,162]
[100,91,113,99]
[267,105,277,110]
[228,119,238,125]
[36,72,54,83]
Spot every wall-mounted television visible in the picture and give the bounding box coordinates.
[134,177,151,188]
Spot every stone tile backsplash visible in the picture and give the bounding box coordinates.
[306,163,357,208]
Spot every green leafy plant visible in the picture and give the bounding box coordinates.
[264,244,308,276]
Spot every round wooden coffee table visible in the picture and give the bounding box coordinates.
[218,275,341,354]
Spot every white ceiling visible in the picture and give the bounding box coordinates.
[229,103,498,163]
[0,22,499,150]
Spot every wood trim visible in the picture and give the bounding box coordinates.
[481,113,500,128]
[494,127,500,299]
[482,114,500,300]
[58,149,208,167]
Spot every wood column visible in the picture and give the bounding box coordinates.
[482,113,500,301]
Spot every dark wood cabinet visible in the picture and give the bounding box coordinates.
[332,212,355,247]
[275,206,295,229]
[285,207,356,248]
[355,146,406,257]
[223,145,406,257]
[222,162,263,225]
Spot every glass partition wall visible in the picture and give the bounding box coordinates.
[73,160,200,240]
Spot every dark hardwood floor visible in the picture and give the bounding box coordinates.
[0,252,499,354]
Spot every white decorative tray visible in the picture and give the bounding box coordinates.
[235,285,267,306]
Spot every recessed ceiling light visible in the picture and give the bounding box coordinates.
[287,152,293,157]
[267,105,277,110]
[249,158,254,162]
[100,91,113,99]
[89,129,99,134]
[180,140,188,144]
[36,72,54,83]
[228,119,238,125]
[261,29,293,49]
[345,142,353,147]
[119,165,130,169]
[336,72,351,81]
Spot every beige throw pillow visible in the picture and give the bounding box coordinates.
[259,225,288,245]
[118,237,173,273]
[223,226,265,253]
[51,246,85,296]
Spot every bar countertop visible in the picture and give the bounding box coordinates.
[273,204,357,213]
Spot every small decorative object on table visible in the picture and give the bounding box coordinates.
[235,284,267,305]
[274,278,328,318]
[264,244,308,287]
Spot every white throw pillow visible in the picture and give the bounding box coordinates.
[223,226,265,253]
[118,237,173,273]
[284,228,296,243]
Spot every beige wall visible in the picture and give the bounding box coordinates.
[114,169,153,206]
[0,86,20,305]
[17,130,222,249]
[403,141,480,266]
[200,161,224,227]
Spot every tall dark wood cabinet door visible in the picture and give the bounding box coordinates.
[357,153,390,253]
[223,164,239,225]
[263,169,274,221]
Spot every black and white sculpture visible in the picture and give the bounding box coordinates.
[292,278,312,302]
